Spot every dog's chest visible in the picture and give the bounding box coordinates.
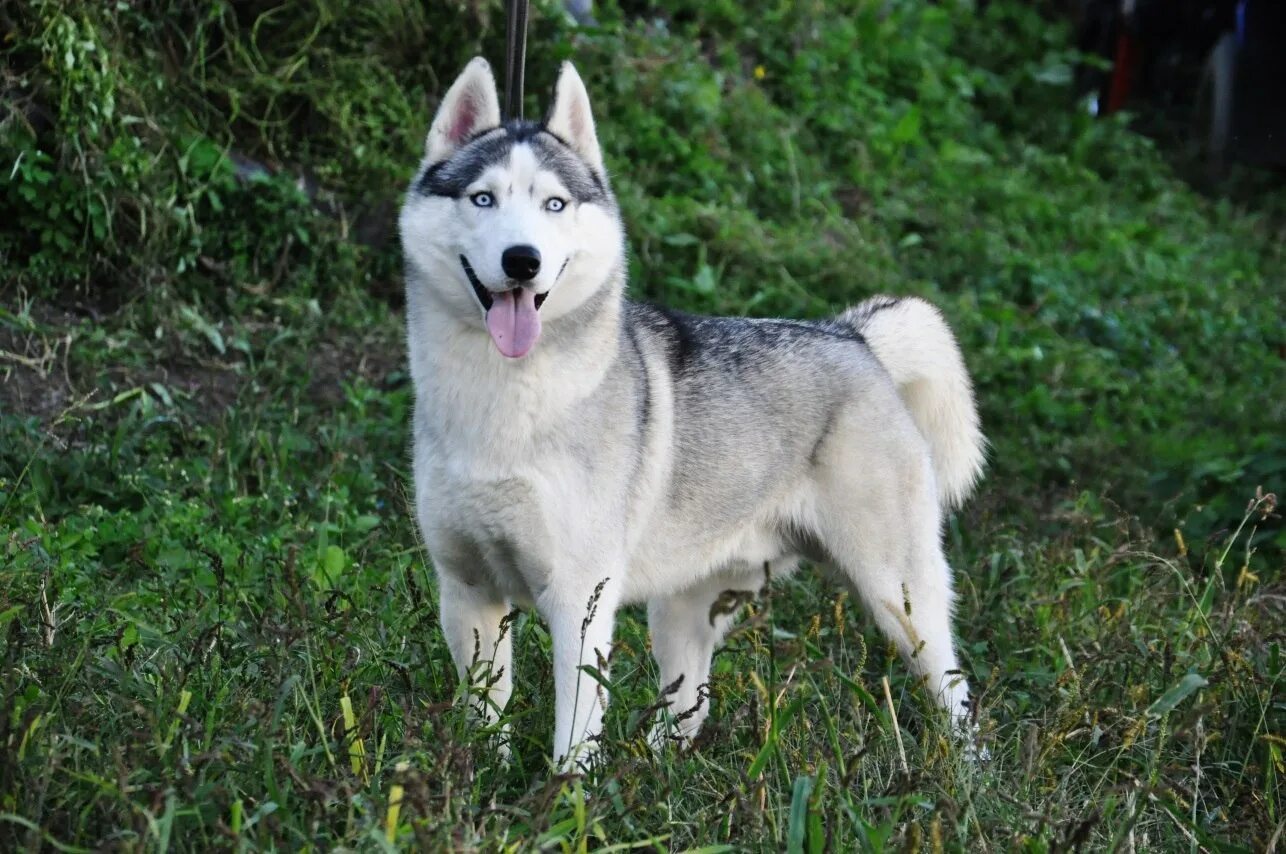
[415,423,627,597]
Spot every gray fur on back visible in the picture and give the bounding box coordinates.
[622,302,889,535]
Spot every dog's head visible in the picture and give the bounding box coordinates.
[400,58,624,359]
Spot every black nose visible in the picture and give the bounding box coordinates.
[501,245,541,281]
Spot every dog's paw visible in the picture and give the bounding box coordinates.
[961,738,991,764]
[555,739,602,776]
[646,723,684,753]
[647,713,705,753]
[478,720,513,765]
[951,720,990,764]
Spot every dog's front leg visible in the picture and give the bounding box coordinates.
[538,574,620,771]
[438,572,514,755]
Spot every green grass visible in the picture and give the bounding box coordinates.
[1,0,1283,849]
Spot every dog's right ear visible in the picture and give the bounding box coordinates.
[425,57,501,163]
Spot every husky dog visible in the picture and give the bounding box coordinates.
[401,58,986,767]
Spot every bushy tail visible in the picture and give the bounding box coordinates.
[840,296,986,510]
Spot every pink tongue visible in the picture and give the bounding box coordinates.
[485,288,542,358]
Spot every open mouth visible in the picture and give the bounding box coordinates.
[460,254,546,359]
[459,255,548,311]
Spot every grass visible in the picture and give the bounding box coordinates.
[1,0,1283,849]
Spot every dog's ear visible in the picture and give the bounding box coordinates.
[425,57,501,163]
[545,62,604,174]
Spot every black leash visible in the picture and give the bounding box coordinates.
[504,0,531,120]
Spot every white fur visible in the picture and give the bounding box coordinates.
[842,298,987,509]
[403,60,986,770]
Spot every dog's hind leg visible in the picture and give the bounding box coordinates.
[647,561,794,746]
[439,572,514,747]
[814,427,973,733]
[647,574,747,746]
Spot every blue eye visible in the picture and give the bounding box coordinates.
[545,197,566,213]
[471,192,494,208]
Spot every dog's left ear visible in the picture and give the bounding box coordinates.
[545,62,604,174]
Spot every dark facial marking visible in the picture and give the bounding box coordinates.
[419,129,515,197]
[460,255,492,309]
[415,120,609,204]
[526,132,608,204]
[460,254,549,312]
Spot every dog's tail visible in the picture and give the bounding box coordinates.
[840,296,986,510]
